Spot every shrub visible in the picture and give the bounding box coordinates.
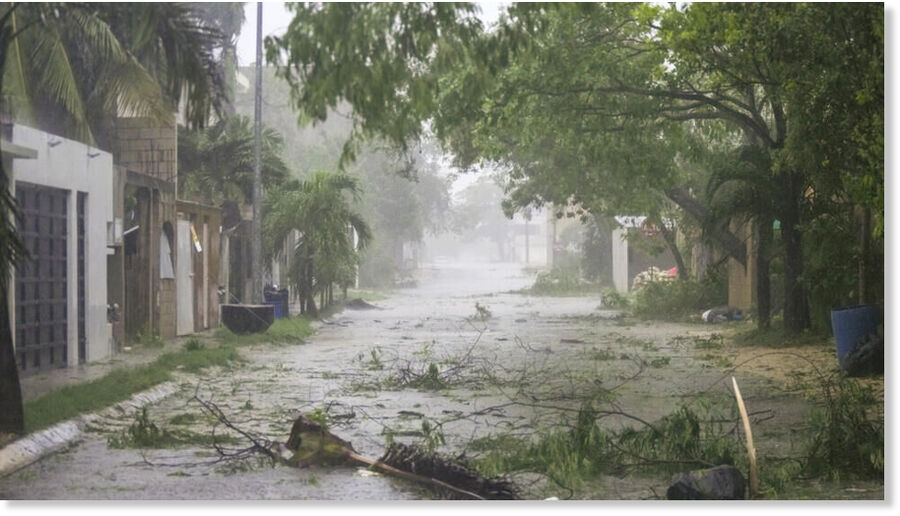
[600,288,630,309]
[804,377,884,480]
[183,337,205,351]
[631,274,726,321]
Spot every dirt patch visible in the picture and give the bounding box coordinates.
[730,337,884,414]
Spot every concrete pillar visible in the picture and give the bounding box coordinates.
[612,228,629,293]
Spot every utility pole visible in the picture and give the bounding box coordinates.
[250,2,263,304]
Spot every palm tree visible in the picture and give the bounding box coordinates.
[1,5,28,435]
[264,171,371,316]
[1,3,227,148]
[178,115,289,206]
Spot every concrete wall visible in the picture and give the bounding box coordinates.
[11,124,114,364]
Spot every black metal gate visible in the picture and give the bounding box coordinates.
[15,182,69,375]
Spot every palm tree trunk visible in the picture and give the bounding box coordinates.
[0,283,25,435]
[305,258,317,318]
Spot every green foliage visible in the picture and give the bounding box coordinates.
[804,377,884,480]
[178,115,290,206]
[631,275,727,321]
[305,408,330,429]
[213,317,314,346]
[420,418,446,453]
[24,345,242,433]
[108,408,238,449]
[168,413,198,426]
[136,328,164,349]
[267,2,482,163]
[183,337,205,352]
[600,288,630,309]
[264,171,371,311]
[472,402,740,490]
[528,267,606,297]
[1,3,226,146]
[418,363,447,391]
[472,302,492,322]
[363,348,384,371]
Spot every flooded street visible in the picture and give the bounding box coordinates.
[0,261,882,500]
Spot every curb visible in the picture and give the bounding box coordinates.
[0,381,179,478]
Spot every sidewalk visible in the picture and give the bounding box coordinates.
[19,333,203,402]
[2,333,207,478]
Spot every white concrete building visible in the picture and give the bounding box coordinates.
[7,124,115,374]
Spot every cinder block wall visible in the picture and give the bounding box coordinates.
[114,118,179,339]
[112,118,178,184]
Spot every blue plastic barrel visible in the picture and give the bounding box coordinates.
[831,304,882,368]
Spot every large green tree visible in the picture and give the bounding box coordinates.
[268,2,882,336]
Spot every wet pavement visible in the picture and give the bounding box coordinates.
[0,261,884,500]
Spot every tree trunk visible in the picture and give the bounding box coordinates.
[755,215,772,330]
[665,187,747,267]
[780,171,809,335]
[0,282,25,435]
[656,216,688,280]
[305,258,317,318]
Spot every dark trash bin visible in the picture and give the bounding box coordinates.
[221,304,274,334]
[264,288,289,319]
[831,304,883,370]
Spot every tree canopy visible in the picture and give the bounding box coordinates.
[269,2,882,335]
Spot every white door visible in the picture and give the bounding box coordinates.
[176,219,194,335]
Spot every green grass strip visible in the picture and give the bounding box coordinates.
[23,345,242,433]
[213,316,315,346]
[23,316,317,434]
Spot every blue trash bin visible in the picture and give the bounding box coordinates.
[831,304,882,369]
[278,288,289,318]
[264,291,285,319]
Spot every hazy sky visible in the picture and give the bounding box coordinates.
[235,2,506,67]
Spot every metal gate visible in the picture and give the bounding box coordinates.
[15,182,69,375]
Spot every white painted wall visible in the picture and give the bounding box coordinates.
[11,124,114,365]
[611,228,629,293]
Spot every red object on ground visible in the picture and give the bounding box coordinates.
[668,267,677,276]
